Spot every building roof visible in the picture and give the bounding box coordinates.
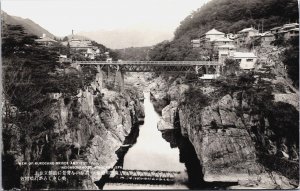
[69,40,92,48]
[290,28,299,32]
[270,26,282,31]
[35,37,57,43]
[205,28,225,35]
[191,39,200,43]
[261,31,274,37]
[212,37,233,42]
[278,28,299,34]
[238,27,258,33]
[283,23,299,29]
[232,52,257,58]
[218,44,236,49]
[199,74,220,80]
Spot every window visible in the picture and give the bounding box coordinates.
[246,59,253,62]
[236,59,242,63]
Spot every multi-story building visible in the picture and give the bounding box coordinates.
[236,27,259,46]
[270,23,299,41]
[231,52,257,70]
[217,44,236,65]
[200,28,225,43]
[191,39,200,48]
[212,36,234,47]
[35,34,57,46]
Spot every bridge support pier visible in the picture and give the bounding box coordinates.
[114,71,124,93]
[96,65,104,90]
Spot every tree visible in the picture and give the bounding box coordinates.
[62,36,69,41]
[281,36,299,87]
[223,58,240,76]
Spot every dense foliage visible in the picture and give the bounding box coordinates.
[149,0,298,61]
[223,58,240,76]
[175,0,298,40]
[149,39,204,61]
[2,24,103,189]
[281,36,299,86]
[115,46,151,61]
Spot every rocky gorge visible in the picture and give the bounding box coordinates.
[3,66,299,190]
[149,72,299,189]
[2,67,145,190]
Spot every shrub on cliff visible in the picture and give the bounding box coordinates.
[264,102,299,146]
[281,36,299,87]
[223,58,240,76]
[149,0,298,61]
[180,87,210,108]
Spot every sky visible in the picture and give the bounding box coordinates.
[2,0,210,37]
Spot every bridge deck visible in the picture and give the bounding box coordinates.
[74,61,220,73]
[106,167,181,184]
[74,60,219,65]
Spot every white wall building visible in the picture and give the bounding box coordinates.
[236,27,259,46]
[201,28,225,42]
[218,44,237,64]
[231,52,257,70]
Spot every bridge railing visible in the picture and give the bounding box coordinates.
[74,60,220,65]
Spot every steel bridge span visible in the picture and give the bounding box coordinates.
[74,61,221,73]
[104,166,181,185]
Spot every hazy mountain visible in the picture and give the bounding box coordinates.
[1,11,56,38]
[78,29,173,49]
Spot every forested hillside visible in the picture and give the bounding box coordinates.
[2,11,56,39]
[175,0,298,40]
[149,0,299,61]
[115,47,151,61]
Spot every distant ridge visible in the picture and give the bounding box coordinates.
[1,11,56,38]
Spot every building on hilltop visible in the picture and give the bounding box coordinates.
[226,33,238,40]
[270,23,299,41]
[191,39,201,48]
[69,39,93,51]
[35,34,57,46]
[260,32,276,45]
[282,23,299,31]
[231,52,257,70]
[277,28,299,40]
[212,36,234,47]
[270,26,282,35]
[61,37,102,60]
[218,44,237,65]
[191,28,232,49]
[201,28,225,43]
[236,27,259,46]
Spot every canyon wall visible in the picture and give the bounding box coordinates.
[3,68,144,189]
[150,74,299,189]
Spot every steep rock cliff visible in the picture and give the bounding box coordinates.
[3,68,144,190]
[151,74,298,189]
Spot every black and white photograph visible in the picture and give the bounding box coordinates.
[1,0,299,190]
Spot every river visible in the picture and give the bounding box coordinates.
[103,92,188,189]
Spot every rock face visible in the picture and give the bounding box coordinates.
[179,94,262,183]
[51,88,142,189]
[3,68,144,190]
[157,101,179,131]
[150,75,298,189]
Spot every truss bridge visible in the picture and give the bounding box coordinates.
[74,61,221,73]
[105,166,181,185]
